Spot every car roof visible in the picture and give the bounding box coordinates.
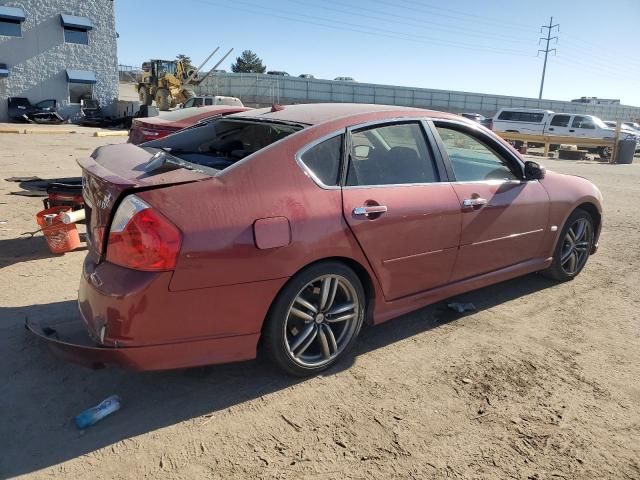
[229,103,461,126]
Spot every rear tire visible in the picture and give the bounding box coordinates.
[262,261,365,376]
[542,209,594,281]
[155,89,171,111]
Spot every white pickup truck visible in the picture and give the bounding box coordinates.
[493,108,638,142]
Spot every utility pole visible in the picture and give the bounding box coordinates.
[538,16,559,99]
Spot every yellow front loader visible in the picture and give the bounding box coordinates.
[135,48,233,111]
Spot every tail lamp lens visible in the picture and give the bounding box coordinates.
[106,195,182,271]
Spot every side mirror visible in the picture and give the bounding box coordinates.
[524,160,545,180]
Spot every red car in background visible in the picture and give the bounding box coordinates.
[29,104,602,376]
[128,105,251,144]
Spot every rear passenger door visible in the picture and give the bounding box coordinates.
[341,120,462,301]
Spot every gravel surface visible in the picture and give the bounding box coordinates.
[0,133,638,479]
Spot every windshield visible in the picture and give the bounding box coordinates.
[142,119,303,173]
[591,116,608,129]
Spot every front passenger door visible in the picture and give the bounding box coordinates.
[433,124,550,281]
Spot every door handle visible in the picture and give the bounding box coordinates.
[353,205,388,217]
[462,197,487,208]
[569,129,575,132]
[548,127,554,131]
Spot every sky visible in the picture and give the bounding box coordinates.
[115,0,640,106]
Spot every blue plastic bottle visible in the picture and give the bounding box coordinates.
[75,395,121,429]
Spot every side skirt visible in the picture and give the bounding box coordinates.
[372,257,552,324]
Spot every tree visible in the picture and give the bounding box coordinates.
[231,50,266,73]
[176,54,194,71]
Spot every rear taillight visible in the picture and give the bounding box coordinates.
[140,128,173,142]
[106,195,182,271]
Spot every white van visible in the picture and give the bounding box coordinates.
[492,108,553,134]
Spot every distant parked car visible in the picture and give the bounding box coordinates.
[623,121,640,133]
[267,71,290,76]
[30,103,603,376]
[299,74,315,79]
[334,76,355,82]
[180,95,243,109]
[128,105,251,144]
[494,108,638,141]
[460,112,492,129]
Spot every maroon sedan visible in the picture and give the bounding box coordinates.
[29,104,602,376]
[128,105,251,144]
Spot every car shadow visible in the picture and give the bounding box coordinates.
[0,273,556,477]
[0,234,87,269]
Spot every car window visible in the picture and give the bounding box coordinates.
[205,98,213,106]
[346,123,438,186]
[183,98,194,108]
[572,116,595,129]
[550,114,570,127]
[497,111,545,123]
[436,127,519,182]
[299,135,343,186]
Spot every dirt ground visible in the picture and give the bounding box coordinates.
[0,131,638,480]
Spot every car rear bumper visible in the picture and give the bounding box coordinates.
[26,316,259,371]
[25,255,287,371]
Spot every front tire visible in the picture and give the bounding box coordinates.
[155,89,171,111]
[263,261,365,376]
[542,209,594,281]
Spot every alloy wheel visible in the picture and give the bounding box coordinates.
[560,217,593,275]
[284,274,361,368]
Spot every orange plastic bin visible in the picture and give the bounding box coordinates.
[35,206,81,254]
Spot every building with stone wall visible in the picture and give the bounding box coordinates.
[0,0,118,122]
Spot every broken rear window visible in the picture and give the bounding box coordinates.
[142,119,303,173]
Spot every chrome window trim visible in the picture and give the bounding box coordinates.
[294,115,530,190]
[342,182,456,190]
[294,129,344,190]
[345,116,434,133]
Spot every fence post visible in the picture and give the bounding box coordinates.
[610,122,621,164]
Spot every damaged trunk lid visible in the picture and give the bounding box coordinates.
[79,143,210,260]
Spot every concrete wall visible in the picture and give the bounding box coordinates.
[0,0,118,122]
[198,73,640,122]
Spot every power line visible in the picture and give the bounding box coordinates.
[538,16,559,99]
[290,0,535,45]
[371,0,539,32]
[189,0,536,58]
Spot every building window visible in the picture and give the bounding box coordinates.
[69,82,93,103]
[0,6,26,37]
[64,27,88,44]
[60,14,92,45]
[66,69,96,104]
